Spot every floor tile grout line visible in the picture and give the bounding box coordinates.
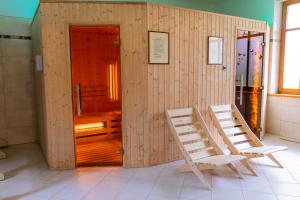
[49,169,112,200]
[260,164,283,200]
[145,164,173,200]
[112,169,140,200]
[177,171,187,200]
[79,169,115,200]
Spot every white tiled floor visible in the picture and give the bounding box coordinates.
[1,134,300,200]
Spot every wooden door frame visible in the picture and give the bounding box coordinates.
[65,21,124,168]
[233,25,270,140]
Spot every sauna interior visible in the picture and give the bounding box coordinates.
[1,0,300,199]
[70,25,122,166]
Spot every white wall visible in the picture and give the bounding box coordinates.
[265,0,300,141]
[267,96,300,141]
[0,16,37,145]
[268,0,282,94]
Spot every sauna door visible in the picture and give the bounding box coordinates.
[70,26,122,166]
[235,30,264,138]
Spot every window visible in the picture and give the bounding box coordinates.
[279,0,300,94]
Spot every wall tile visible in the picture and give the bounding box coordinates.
[0,94,4,112]
[281,106,300,124]
[1,39,32,57]
[4,74,34,96]
[267,98,282,121]
[5,89,34,110]
[0,130,8,141]
[0,59,3,94]
[283,97,300,107]
[5,126,37,145]
[2,62,35,110]
[0,16,31,36]
[266,117,281,136]
[267,96,300,140]
[280,121,300,140]
[2,58,33,76]
[0,16,37,145]
[5,109,36,128]
[0,39,2,57]
[0,111,6,129]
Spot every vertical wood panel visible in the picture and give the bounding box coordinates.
[33,2,268,168]
[146,5,268,165]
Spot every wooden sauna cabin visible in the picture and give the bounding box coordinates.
[32,0,270,169]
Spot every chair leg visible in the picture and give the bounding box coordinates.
[267,154,284,168]
[0,150,6,160]
[240,159,257,176]
[0,173,4,181]
[227,163,243,179]
[191,164,212,190]
[178,164,192,173]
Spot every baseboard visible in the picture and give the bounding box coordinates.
[280,136,300,144]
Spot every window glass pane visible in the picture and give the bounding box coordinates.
[286,3,300,29]
[283,30,300,89]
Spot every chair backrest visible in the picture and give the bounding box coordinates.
[166,107,222,163]
[209,104,263,154]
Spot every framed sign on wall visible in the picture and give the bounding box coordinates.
[148,31,169,64]
[208,36,223,65]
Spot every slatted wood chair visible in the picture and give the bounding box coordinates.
[209,104,287,174]
[0,150,5,181]
[166,107,246,190]
[0,173,4,181]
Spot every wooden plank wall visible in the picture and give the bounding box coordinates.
[34,1,267,169]
[146,3,268,165]
[36,2,148,168]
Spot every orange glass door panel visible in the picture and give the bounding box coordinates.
[70,26,122,166]
[70,26,121,115]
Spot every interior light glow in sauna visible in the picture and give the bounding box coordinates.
[250,39,260,130]
[109,63,119,102]
[70,26,122,166]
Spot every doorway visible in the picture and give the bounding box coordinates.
[235,30,264,138]
[70,25,122,167]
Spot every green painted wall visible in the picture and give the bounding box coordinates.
[211,0,275,26]
[0,0,274,25]
[0,0,39,19]
[147,0,274,25]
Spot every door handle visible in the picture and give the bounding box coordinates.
[76,83,81,116]
[240,74,243,106]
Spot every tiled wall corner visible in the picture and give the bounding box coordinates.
[267,96,300,140]
[0,16,37,145]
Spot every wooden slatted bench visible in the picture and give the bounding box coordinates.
[209,104,288,174]
[0,150,6,181]
[166,107,246,189]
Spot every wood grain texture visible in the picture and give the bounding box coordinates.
[32,2,268,169]
[147,3,268,165]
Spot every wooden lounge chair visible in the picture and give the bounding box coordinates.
[0,173,4,181]
[166,107,246,189]
[0,150,5,181]
[209,104,287,174]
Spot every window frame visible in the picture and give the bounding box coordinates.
[279,0,300,94]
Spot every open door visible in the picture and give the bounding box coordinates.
[235,30,264,139]
[70,26,122,167]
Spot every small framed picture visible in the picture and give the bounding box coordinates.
[208,36,223,65]
[148,31,169,64]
